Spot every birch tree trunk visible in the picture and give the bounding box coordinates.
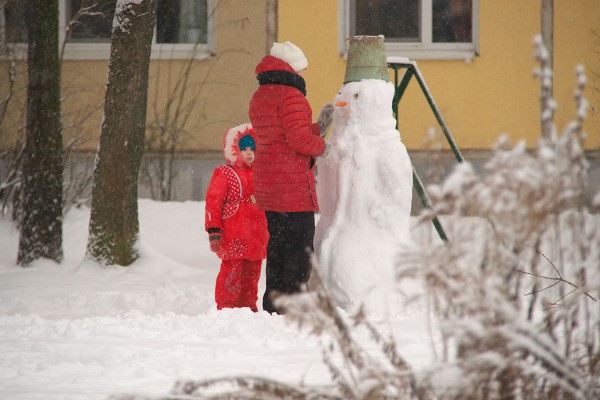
[87,0,157,266]
[18,0,63,266]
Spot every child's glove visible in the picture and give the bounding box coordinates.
[317,102,334,137]
[209,231,221,253]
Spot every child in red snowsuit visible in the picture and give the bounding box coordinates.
[205,124,269,312]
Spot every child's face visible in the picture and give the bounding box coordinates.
[240,147,255,164]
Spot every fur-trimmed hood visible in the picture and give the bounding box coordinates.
[223,123,256,166]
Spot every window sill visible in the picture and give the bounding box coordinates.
[339,41,479,63]
[0,43,212,61]
[385,48,478,62]
[150,44,212,60]
[384,42,478,62]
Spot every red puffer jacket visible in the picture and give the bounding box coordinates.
[205,124,268,261]
[249,55,327,212]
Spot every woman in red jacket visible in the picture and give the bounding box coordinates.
[249,41,334,314]
[205,124,269,312]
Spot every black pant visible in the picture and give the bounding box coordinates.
[263,211,315,313]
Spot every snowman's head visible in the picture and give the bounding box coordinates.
[333,80,396,129]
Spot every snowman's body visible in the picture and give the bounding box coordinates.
[315,79,413,310]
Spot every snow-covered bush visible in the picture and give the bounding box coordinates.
[397,37,599,400]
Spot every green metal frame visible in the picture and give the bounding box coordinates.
[388,61,465,241]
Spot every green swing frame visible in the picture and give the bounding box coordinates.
[388,60,465,242]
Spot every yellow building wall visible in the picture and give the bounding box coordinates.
[278,0,600,150]
[1,1,598,153]
[0,0,268,152]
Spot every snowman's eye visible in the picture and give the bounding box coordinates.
[353,93,359,99]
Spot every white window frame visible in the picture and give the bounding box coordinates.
[0,0,26,58]
[0,0,214,60]
[338,0,479,61]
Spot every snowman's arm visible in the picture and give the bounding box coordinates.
[279,92,327,157]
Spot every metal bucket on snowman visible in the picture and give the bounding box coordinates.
[344,35,391,83]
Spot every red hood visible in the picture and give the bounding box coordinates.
[223,123,256,167]
[255,55,297,75]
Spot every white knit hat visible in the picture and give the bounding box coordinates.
[270,41,308,72]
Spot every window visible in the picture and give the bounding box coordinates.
[67,0,116,43]
[1,0,27,43]
[156,0,208,44]
[340,0,479,60]
[0,0,212,59]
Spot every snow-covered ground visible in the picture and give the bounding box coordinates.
[0,199,437,400]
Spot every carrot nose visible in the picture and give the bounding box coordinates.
[335,101,348,107]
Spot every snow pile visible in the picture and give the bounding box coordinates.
[0,199,436,400]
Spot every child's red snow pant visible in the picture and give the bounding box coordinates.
[215,259,262,311]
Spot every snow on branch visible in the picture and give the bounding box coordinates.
[398,38,600,400]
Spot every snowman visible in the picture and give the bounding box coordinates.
[314,44,414,310]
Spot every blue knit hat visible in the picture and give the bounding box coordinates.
[238,135,256,151]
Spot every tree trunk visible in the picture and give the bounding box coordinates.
[87,0,157,266]
[18,0,63,266]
